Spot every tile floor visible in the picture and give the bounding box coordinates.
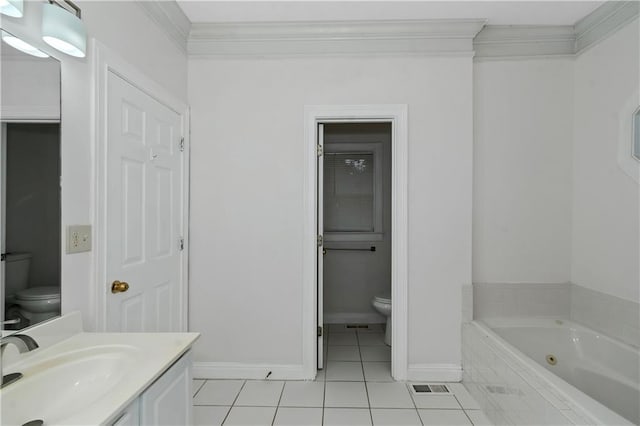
[193,324,493,425]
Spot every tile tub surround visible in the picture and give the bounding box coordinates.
[570,284,640,348]
[462,321,634,426]
[193,324,493,425]
[473,283,571,319]
[471,282,640,348]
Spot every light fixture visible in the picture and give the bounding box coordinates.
[41,0,86,58]
[0,0,23,18]
[1,30,49,58]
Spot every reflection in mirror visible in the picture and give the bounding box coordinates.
[1,30,61,331]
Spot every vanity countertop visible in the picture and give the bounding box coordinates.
[1,313,199,426]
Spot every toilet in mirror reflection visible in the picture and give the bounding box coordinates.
[5,253,60,328]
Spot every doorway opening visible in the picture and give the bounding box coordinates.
[304,104,408,381]
[318,123,392,372]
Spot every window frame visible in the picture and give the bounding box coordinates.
[323,142,384,242]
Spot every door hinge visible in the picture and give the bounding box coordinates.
[317,326,323,337]
[317,234,323,247]
[179,237,184,251]
[180,137,185,152]
[316,144,323,157]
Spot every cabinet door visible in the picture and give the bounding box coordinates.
[140,351,192,426]
[110,399,140,426]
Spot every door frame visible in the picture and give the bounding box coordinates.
[92,41,190,332]
[303,105,408,380]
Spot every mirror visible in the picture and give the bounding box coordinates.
[1,29,61,331]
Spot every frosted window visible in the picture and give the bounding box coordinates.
[634,108,640,161]
[324,152,374,232]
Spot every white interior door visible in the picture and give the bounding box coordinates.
[317,123,324,369]
[1,124,6,327]
[105,71,183,332]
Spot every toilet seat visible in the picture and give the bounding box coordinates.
[374,293,391,304]
[15,286,60,301]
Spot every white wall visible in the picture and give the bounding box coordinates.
[189,55,473,375]
[1,1,188,329]
[473,58,574,284]
[323,123,391,324]
[572,19,640,303]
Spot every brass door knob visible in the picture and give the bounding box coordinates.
[111,280,130,293]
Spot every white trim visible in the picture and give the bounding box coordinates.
[137,0,191,53]
[193,362,307,380]
[473,25,575,58]
[473,2,640,59]
[407,364,463,382]
[303,105,408,381]
[617,94,640,183]
[574,1,640,54]
[92,40,190,332]
[324,313,385,324]
[188,19,485,58]
[0,106,60,122]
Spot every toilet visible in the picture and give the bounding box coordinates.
[13,286,61,325]
[371,292,392,346]
[5,252,60,327]
[5,252,32,304]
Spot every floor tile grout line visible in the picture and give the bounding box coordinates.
[192,379,207,398]
[271,381,287,426]
[454,394,476,425]
[220,379,246,425]
[461,407,477,426]
[356,330,375,425]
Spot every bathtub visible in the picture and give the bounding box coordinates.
[462,318,639,425]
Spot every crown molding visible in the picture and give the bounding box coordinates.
[182,1,638,60]
[188,19,487,58]
[574,1,639,54]
[474,25,576,58]
[473,1,639,60]
[138,0,191,53]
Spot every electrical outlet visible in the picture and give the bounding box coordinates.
[67,225,92,254]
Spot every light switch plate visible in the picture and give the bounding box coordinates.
[67,225,92,254]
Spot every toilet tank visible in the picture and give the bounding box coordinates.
[5,253,31,297]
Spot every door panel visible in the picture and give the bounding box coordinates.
[317,123,324,370]
[122,159,145,265]
[106,71,182,332]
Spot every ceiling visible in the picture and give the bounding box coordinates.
[176,1,604,26]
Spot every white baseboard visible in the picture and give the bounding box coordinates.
[193,362,311,380]
[407,364,462,382]
[324,312,385,324]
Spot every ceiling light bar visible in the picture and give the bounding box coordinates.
[0,0,23,18]
[1,30,50,58]
[41,0,86,58]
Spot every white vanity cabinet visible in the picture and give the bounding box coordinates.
[110,351,193,426]
[140,351,193,425]
[111,400,140,426]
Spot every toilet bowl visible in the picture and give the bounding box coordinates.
[13,286,61,325]
[371,293,392,346]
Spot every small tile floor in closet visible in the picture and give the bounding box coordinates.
[193,323,493,425]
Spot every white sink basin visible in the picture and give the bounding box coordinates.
[2,345,142,426]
